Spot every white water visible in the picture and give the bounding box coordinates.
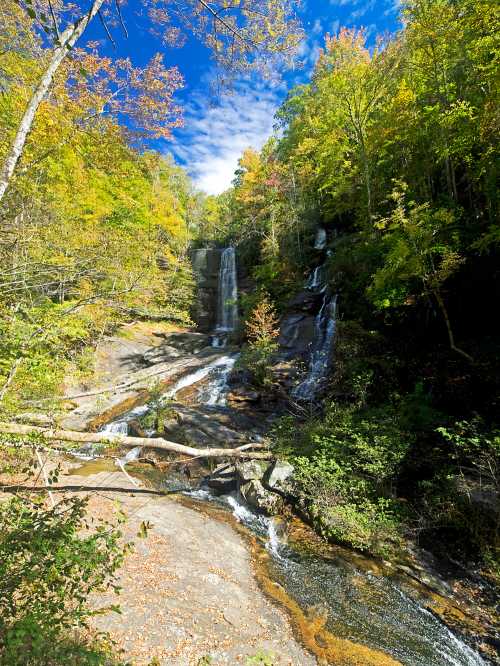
[102,420,128,435]
[218,490,487,666]
[199,355,237,406]
[293,293,338,400]
[211,334,226,348]
[215,247,238,336]
[314,227,327,249]
[163,355,235,400]
[116,445,142,465]
[224,494,286,561]
[306,264,326,290]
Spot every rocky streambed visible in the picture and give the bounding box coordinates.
[52,324,496,666]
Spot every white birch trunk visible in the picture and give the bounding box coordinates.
[0,0,106,203]
[0,422,273,460]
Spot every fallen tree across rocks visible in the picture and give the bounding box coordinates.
[0,422,273,460]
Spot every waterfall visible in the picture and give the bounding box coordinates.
[314,227,327,250]
[306,264,326,290]
[215,247,238,335]
[163,355,236,399]
[101,420,128,435]
[200,356,237,406]
[293,293,338,400]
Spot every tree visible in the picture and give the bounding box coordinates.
[239,293,280,387]
[0,0,303,204]
[368,184,473,362]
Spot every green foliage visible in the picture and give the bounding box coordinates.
[368,184,462,310]
[137,382,175,434]
[0,490,127,664]
[0,14,198,413]
[216,0,499,567]
[274,404,411,555]
[237,293,280,388]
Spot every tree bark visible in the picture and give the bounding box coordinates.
[0,422,273,460]
[433,290,473,362]
[0,0,106,204]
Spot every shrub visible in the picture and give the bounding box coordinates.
[237,293,280,387]
[274,403,411,556]
[417,419,500,566]
[0,462,127,664]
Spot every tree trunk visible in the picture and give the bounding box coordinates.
[433,289,473,362]
[0,422,273,460]
[0,0,105,204]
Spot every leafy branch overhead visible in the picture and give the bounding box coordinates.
[0,0,303,202]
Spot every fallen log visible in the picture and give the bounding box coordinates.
[0,422,273,460]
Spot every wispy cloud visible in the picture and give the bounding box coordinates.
[170,81,282,195]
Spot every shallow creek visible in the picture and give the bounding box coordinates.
[70,358,489,666]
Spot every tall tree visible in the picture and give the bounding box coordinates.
[0,0,302,203]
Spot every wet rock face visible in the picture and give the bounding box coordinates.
[227,387,261,404]
[278,290,325,359]
[190,248,222,332]
[240,479,284,515]
[279,313,316,357]
[287,290,324,313]
[236,460,267,482]
[207,463,238,493]
[265,460,295,496]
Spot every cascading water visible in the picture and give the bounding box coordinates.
[314,227,327,250]
[163,355,236,400]
[102,420,129,435]
[207,492,486,666]
[306,264,326,290]
[293,293,338,400]
[199,356,237,406]
[212,247,238,347]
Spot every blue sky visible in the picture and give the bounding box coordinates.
[85,1,402,194]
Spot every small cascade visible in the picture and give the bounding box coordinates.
[199,355,237,406]
[306,264,326,291]
[293,293,338,400]
[117,446,142,465]
[164,355,236,400]
[314,227,327,250]
[266,518,286,560]
[73,420,129,459]
[219,491,486,666]
[213,247,238,346]
[101,420,128,435]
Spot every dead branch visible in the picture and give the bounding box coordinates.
[0,422,273,460]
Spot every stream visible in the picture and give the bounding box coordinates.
[76,354,488,666]
[72,246,490,665]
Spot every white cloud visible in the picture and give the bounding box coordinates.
[312,18,323,34]
[171,82,281,195]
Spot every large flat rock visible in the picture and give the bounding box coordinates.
[62,469,316,665]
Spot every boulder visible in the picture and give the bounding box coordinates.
[236,460,268,483]
[160,418,182,438]
[182,427,211,448]
[127,419,147,438]
[271,362,300,389]
[279,313,316,356]
[287,290,323,313]
[227,387,261,403]
[265,460,295,496]
[240,480,284,515]
[207,463,237,493]
[174,406,246,446]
